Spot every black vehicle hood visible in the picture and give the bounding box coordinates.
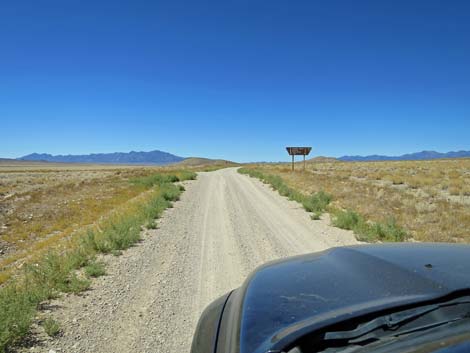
[234,243,470,353]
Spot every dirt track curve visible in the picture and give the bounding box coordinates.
[33,168,358,353]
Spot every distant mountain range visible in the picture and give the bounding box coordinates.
[14,149,470,165]
[338,150,470,162]
[18,150,184,165]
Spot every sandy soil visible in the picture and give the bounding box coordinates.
[24,168,358,353]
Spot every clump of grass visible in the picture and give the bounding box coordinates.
[130,171,196,188]
[302,191,332,213]
[176,171,197,181]
[332,209,363,230]
[62,274,91,294]
[200,164,238,172]
[162,184,181,202]
[0,252,89,350]
[448,180,463,196]
[103,218,141,251]
[238,168,263,179]
[84,261,106,278]
[0,285,37,350]
[43,318,60,337]
[384,175,405,185]
[311,212,321,220]
[368,219,407,242]
[23,252,90,297]
[130,174,179,188]
[146,220,158,229]
[333,209,407,242]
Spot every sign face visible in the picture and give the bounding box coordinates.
[286,147,312,156]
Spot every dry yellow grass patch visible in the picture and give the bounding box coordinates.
[251,158,470,243]
[0,164,200,283]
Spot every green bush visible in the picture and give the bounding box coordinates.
[43,318,60,337]
[302,191,332,213]
[142,196,170,221]
[59,273,90,294]
[161,184,181,202]
[146,220,158,229]
[311,212,321,220]
[0,285,36,350]
[367,218,407,242]
[332,209,363,230]
[84,261,106,278]
[130,171,196,188]
[286,189,304,202]
[333,210,408,242]
[23,252,91,296]
[177,171,197,181]
[105,218,141,250]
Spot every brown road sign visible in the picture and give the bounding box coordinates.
[286,147,312,156]
[286,147,312,171]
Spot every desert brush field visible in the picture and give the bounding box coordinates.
[0,158,468,351]
[0,161,210,349]
[0,162,205,285]
[240,158,470,243]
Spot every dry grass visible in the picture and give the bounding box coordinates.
[244,158,470,243]
[0,170,196,351]
[0,163,200,284]
[0,160,220,351]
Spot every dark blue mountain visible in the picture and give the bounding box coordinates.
[18,150,184,165]
[339,150,470,162]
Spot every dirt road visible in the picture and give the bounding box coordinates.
[37,168,358,353]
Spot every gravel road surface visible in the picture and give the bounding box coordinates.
[32,168,358,353]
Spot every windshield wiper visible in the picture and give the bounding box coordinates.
[323,297,470,344]
[324,304,439,341]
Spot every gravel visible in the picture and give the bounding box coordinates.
[21,168,358,353]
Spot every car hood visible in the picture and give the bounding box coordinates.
[234,243,470,353]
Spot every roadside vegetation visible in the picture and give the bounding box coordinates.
[238,159,470,243]
[0,169,196,352]
[42,318,61,337]
[238,168,332,219]
[0,166,196,284]
[331,210,406,242]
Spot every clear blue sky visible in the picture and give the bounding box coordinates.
[1,0,469,162]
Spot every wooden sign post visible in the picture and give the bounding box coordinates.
[286,147,312,171]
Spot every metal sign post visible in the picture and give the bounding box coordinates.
[286,147,312,171]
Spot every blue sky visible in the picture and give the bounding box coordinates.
[1,0,469,162]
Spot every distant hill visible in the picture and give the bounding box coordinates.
[306,156,338,163]
[339,150,470,162]
[176,157,237,167]
[18,150,184,165]
[0,158,48,165]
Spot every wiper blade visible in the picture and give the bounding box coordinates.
[324,297,470,342]
[348,316,465,345]
[324,304,440,341]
